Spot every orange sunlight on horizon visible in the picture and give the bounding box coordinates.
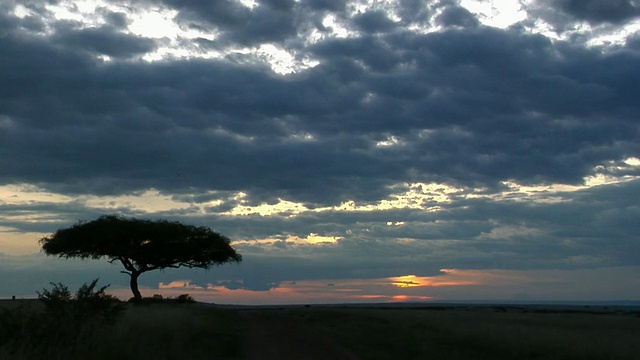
[108,269,498,305]
[389,272,479,288]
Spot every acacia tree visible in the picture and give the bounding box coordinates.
[40,215,242,301]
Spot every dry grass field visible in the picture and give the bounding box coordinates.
[1,300,638,359]
[283,305,640,359]
[0,300,244,360]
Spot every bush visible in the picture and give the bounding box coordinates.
[133,293,196,305]
[176,294,195,303]
[38,278,125,325]
[0,279,125,358]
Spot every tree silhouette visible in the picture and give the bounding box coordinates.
[40,215,241,301]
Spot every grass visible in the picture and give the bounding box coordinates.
[0,300,244,360]
[1,300,639,359]
[285,306,640,360]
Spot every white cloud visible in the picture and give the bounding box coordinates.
[460,0,527,28]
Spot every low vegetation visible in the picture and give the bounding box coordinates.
[0,281,243,360]
[1,296,638,359]
[287,306,640,360]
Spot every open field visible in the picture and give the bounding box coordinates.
[1,300,639,359]
[0,300,244,360]
[280,304,640,359]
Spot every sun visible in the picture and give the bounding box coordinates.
[390,275,424,288]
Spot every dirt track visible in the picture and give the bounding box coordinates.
[241,310,361,360]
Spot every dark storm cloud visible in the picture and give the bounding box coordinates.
[352,10,398,33]
[394,0,434,25]
[101,10,129,29]
[528,0,640,34]
[146,0,252,28]
[107,0,436,47]
[551,0,640,25]
[52,24,157,58]
[2,4,640,206]
[305,0,347,12]
[131,0,299,46]
[435,4,479,28]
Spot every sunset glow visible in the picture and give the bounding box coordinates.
[390,275,425,288]
[2,0,640,305]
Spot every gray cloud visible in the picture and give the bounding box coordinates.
[551,0,640,24]
[528,0,640,34]
[2,13,640,201]
[352,10,398,33]
[435,4,479,28]
[305,0,347,12]
[52,24,157,58]
[3,9,638,197]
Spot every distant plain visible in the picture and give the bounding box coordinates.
[1,300,638,359]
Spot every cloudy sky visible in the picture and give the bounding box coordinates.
[1,0,640,304]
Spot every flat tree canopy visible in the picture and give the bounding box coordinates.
[40,215,242,301]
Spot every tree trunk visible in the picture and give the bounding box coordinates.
[130,271,142,301]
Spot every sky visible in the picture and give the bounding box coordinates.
[1,0,640,305]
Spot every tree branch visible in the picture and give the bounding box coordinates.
[119,257,137,273]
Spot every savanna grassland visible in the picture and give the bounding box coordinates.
[283,305,640,360]
[0,300,244,360]
[1,300,639,359]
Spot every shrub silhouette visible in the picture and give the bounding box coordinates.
[0,279,124,357]
[176,293,195,303]
[135,293,196,305]
[38,278,124,325]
